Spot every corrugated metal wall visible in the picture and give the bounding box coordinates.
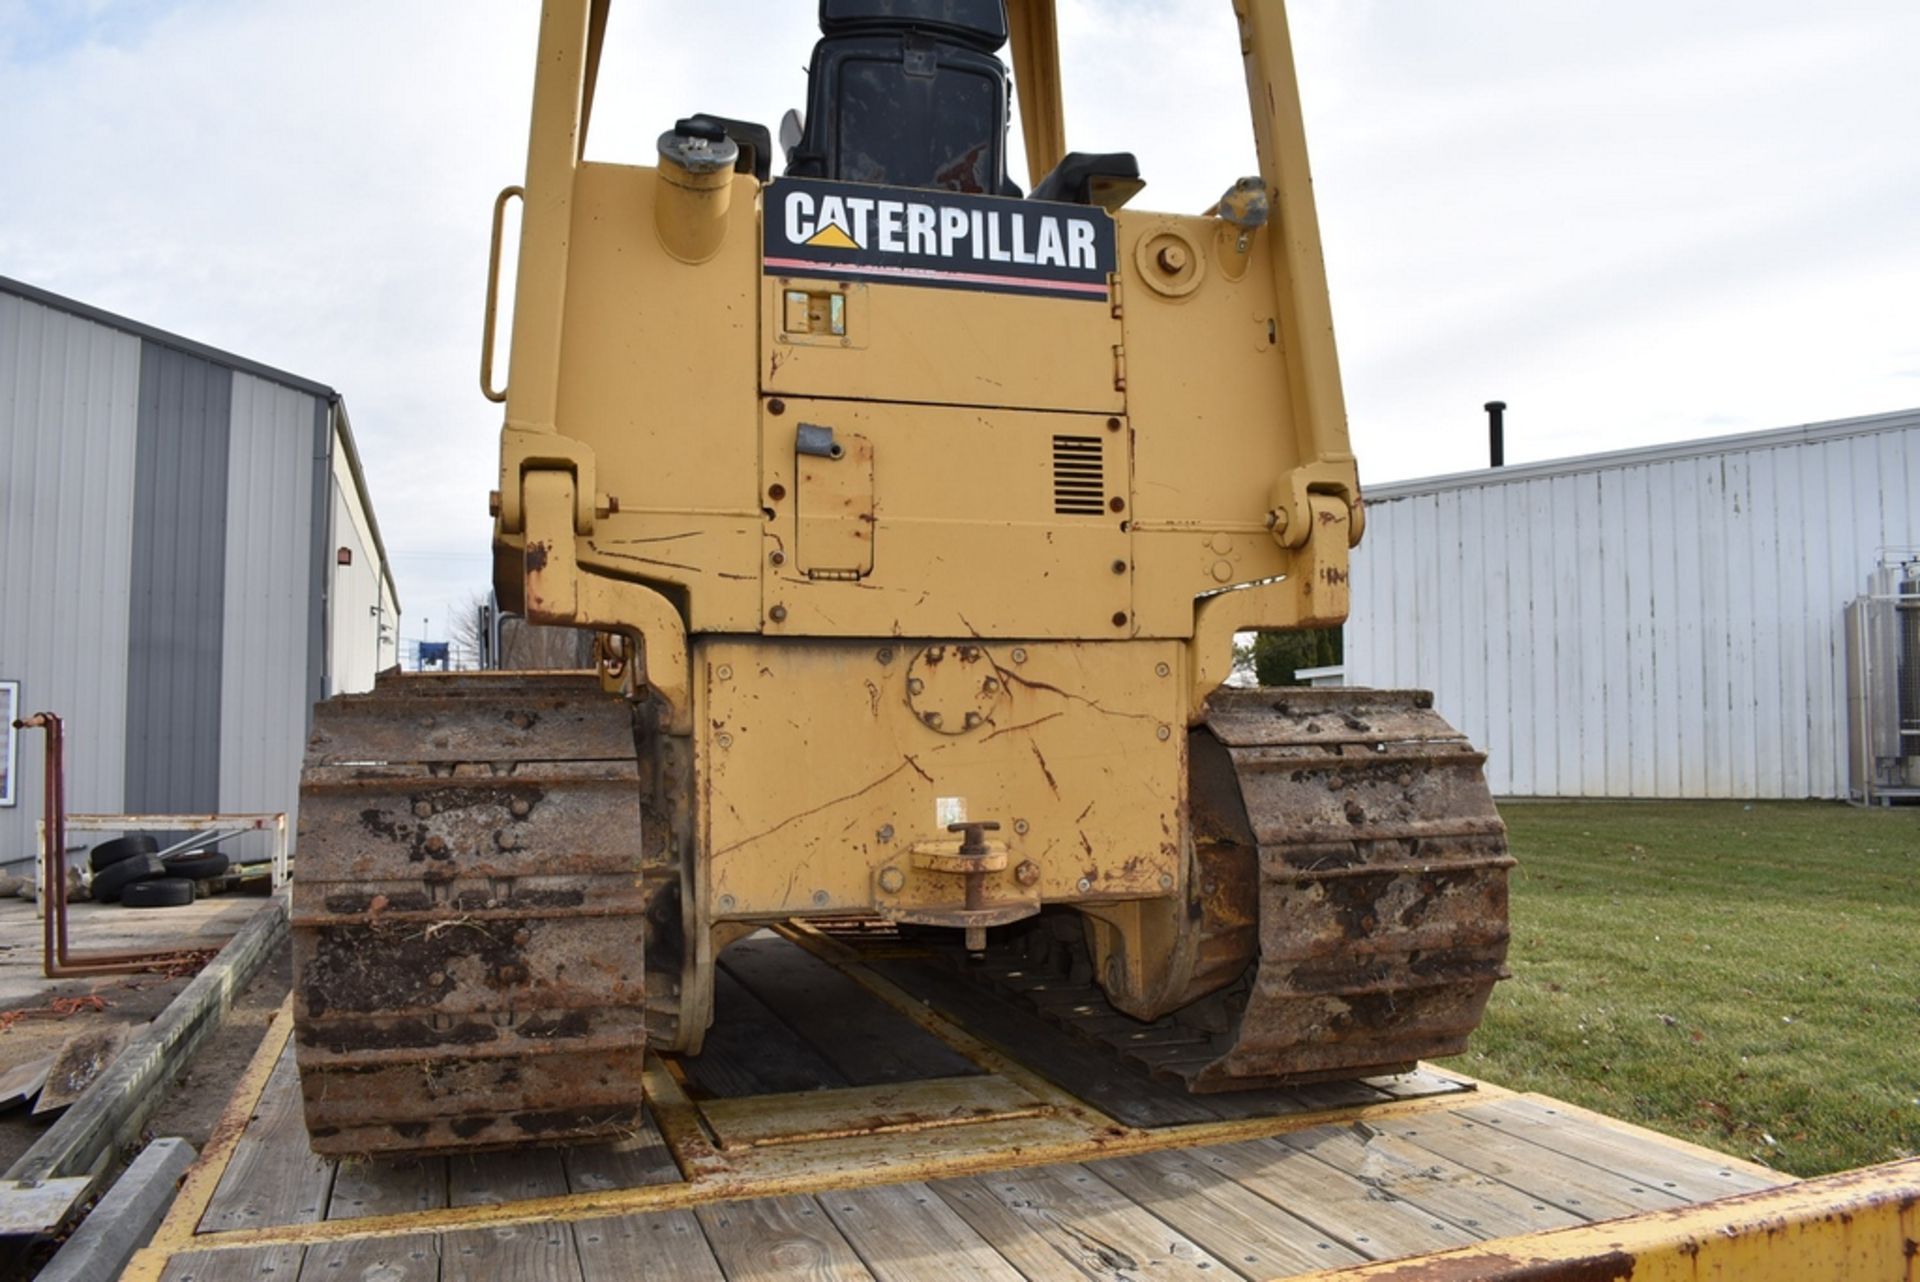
[0,293,143,862]
[218,373,320,836]
[1346,412,1920,799]
[125,345,233,814]
[1,277,398,873]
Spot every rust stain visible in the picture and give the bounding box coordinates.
[524,541,549,572]
[1028,740,1060,798]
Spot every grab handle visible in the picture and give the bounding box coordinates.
[480,184,524,404]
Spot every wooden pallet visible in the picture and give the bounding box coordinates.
[123,928,1793,1281]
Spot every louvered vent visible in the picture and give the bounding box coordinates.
[1052,435,1106,515]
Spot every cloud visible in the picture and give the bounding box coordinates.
[4,1,1916,638]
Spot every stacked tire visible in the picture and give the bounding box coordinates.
[88,835,228,908]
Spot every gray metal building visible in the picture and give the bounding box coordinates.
[1345,408,1920,800]
[0,275,399,872]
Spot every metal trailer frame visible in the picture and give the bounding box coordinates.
[119,922,1920,1281]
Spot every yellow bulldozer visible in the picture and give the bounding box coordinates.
[290,0,1511,1155]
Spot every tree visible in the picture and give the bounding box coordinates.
[1251,626,1342,687]
[448,590,594,670]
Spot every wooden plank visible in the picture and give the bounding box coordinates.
[1463,1094,1787,1197]
[1367,1108,1685,1221]
[448,1147,569,1206]
[38,1138,196,1282]
[34,1024,132,1114]
[1089,1147,1370,1279]
[572,1208,725,1282]
[820,1180,1024,1281]
[721,935,979,1085]
[1275,1122,1587,1237]
[325,1156,448,1220]
[0,1052,55,1109]
[441,1221,584,1282]
[678,967,850,1098]
[934,1163,1226,1281]
[695,1193,878,1281]
[1363,1067,1474,1101]
[1196,1135,1479,1258]
[159,1245,305,1281]
[199,1052,333,1232]
[296,1232,437,1282]
[868,957,1219,1127]
[703,1074,1046,1151]
[0,1176,93,1235]
[6,897,287,1202]
[563,1112,682,1191]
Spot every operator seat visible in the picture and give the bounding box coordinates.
[785,0,1019,195]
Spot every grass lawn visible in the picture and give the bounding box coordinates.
[1456,800,1919,1178]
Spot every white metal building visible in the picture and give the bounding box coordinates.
[0,276,399,872]
[1346,409,1920,800]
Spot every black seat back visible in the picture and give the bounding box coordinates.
[787,0,1016,195]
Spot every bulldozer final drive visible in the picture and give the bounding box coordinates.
[290,0,1512,1156]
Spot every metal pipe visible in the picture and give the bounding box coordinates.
[13,712,216,978]
[1485,400,1506,469]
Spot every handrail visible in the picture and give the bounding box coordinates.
[480,184,524,404]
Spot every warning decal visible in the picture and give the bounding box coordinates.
[763,178,1116,302]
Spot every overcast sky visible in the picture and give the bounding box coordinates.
[4,0,1917,645]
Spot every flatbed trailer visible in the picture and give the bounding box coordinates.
[124,924,1919,1281]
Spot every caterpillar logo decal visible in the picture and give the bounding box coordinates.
[764,178,1115,301]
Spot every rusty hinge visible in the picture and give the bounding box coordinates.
[1112,344,1128,391]
[1109,275,1124,320]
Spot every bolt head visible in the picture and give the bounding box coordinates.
[1156,724,1171,741]
[1076,877,1092,893]
[878,823,895,842]
[716,664,733,681]
[1155,662,1170,678]
[769,550,786,566]
[811,890,829,907]
[1159,872,1174,890]
[1011,647,1028,664]
[1157,242,1189,272]
[876,647,894,664]
[1015,860,1040,887]
[878,865,905,893]
[769,604,788,623]
[717,732,733,748]
[964,711,982,728]
[923,711,943,729]
[1013,818,1029,835]
[907,677,924,695]
[718,894,736,911]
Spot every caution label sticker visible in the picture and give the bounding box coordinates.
[763,178,1115,301]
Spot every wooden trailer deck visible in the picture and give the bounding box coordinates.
[123,924,1799,1282]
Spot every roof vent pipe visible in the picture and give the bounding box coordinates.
[1484,400,1506,468]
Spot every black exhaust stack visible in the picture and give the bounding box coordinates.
[1484,400,1506,469]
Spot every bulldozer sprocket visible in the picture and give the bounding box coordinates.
[292,672,663,1156]
[1167,686,1514,1089]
